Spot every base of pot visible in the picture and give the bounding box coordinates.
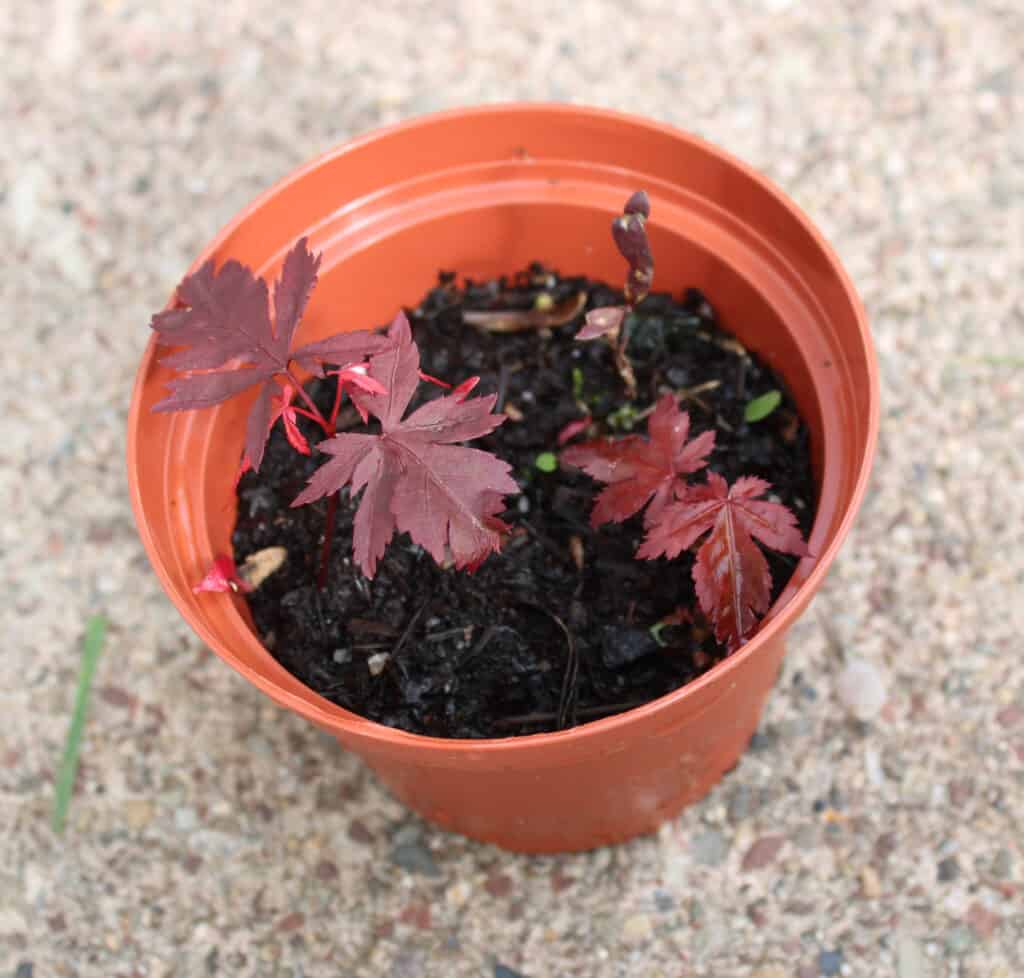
[336,640,783,853]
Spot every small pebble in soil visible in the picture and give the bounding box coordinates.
[748,726,778,753]
[937,856,960,882]
[991,848,1014,878]
[792,672,819,702]
[727,785,764,824]
[895,932,926,978]
[944,925,974,956]
[817,949,844,976]
[835,658,888,721]
[621,913,653,944]
[390,840,440,878]
[15,964,34,978]
[494,965,527,978]
[601,625,661,669]
[653,889,676,912]
[691,828,730,867]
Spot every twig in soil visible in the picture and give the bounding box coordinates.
[514,600,579,729]
[424,627,472,643]
[717,336,749,358]
[624,380,722,426]
[462,292,587,333]
[697,330,749,359]
[492,700,647,730]
[553,613,579,730]
[387,597,432,678]
[675,379,721,406]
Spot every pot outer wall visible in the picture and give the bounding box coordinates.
[127,104,878,852]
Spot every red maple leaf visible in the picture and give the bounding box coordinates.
[151,238,389,471]
[561,393,715,527]
[292,313,519,578]
[638,472,810,651]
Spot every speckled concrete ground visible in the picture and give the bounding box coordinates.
[2,1,1022,976]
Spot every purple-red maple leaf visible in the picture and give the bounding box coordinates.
[292,312,519,578]
[576,305,626,341]
[151,238,389,471]
[561,393,715,527]
[638,472,809,651]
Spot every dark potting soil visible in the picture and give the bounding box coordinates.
[232,266,817,739]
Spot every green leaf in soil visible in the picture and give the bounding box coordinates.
[744,390,782,423]
[52,615,107,834]
[535,452,559,473]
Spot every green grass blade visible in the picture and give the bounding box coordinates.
[52,615,107,833]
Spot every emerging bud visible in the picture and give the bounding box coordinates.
[611,196,654,308]
[623,190,650,218]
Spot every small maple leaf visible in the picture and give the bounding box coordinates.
[151,238,389,471]
[269,382,311,455]
[327,362,388,423]
[576,305,626,341]
[293,312,519,578]
[638,472,810,651]
[561,393,715,527]
[192,555,252,594]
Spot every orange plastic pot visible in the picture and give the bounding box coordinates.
[127,104,878,852]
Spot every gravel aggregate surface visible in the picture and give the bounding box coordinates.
[2,1,1022,975]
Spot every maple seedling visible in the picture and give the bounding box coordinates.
[564,395,809,651]
[151,238,518,586]
[292,313,518,578]
[565,191,809,649]
[575,190,654,397]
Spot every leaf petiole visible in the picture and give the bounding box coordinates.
[285,368,333,435]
